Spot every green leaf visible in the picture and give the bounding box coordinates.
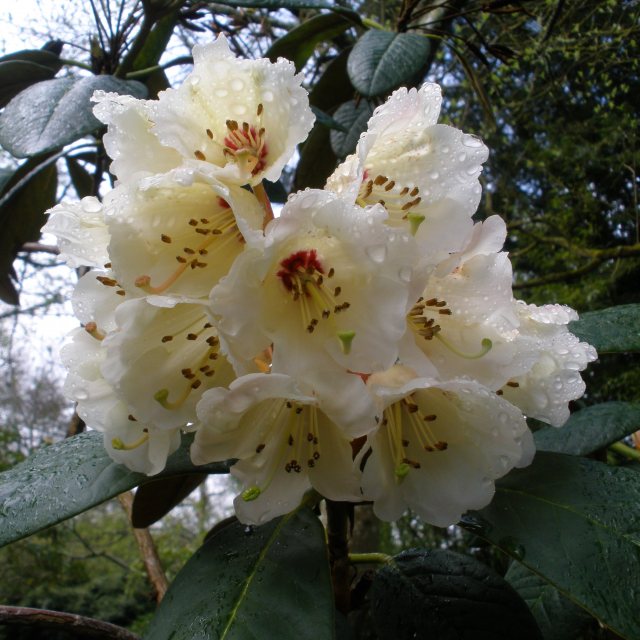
[463,452,640,639]
[294,120,338,191]
[143,504,333,640]
[65,156,95,199]
[0,75,147,158]
[535,402,640,456]
[311,105,347,132]
[0,431,230,548]
[211,0,336,8]
[329,99,374,159]
[267,11,359,71]
[309,48,354,113]
[347,30,431,97]
[132,473,207,528]
[370,549,541,639]
[0,49,62,108]
[569,304,640,353]
[506,562,593,640]
[0,154,58,305]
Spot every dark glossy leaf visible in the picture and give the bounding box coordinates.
[311,105,347,132]
[143,504,333,640]
[309,48,354,113]
[329,99,374,158]
[371,549,541,640]
[0,154,57,305]
[294,120,338,190]
[506,562,593,640]
[267,11,359,71]
[0,49,62,108]
[65,156,95,199]
[0,431,230,548]
[0,75,147,158]
[569,304,640,353]
[263,178,288,203]
[212,0,335,7]
[132,473,207,528]
[535,402,640,456]
[347,30,430,97]
[463,452,640,640]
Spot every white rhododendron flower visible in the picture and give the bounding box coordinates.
[104,168,264,299]
[326,83,488,262]
[42,35,596,528]
[400,215,596,427]
[93,34,314,187]
[209,189,417,380]
[101,298,236,430]
[61,273,181,475]
[194,372,376,524]
[360,366,534,525]
[42,196,110,268]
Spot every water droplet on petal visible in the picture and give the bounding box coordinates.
[231,78,244,91]
[398,267,412,283]
[365,245,387,264]
[461,134,483,148]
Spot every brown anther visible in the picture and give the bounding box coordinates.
[128,415,137,421]
[188,219,198,226]
[322,309,330,319]
[507,381,520,388]
[308,459,315,468]
[385,180,396,192]
[313,451,320,460]
[199,365,210,373]
[184,247,196,255]
[194,150,206,160]
[116,290,126,296]
[200,218,209,224]
[399,187,409,196]
[206,128,214,139]
[406,404,419,413]
[161,234,172,243]
[425,298,438,306]
[439,309,452,315]
[307,433,314,442]
[496,389,504,396]
[401,201,413,211]
[316,275,323,285]
[191,380,202,390]
[205,370,216,377]
[96,276,117,287]
[328,268,335,278]
[195,228,211,235]
[161,335,173,343]
[85,321,97,333]
[286,402,293,408]
[208,353,218,360]
[181,368,193,376]
[288,435,294,446]
[423,414,437,422]
[190,260,198,270]
[211,229,223,235]
[199,249,208,255]
[435,300,447,307]
[204,323,213,329]
[374,175,388,185]
[410,187,419,197]
[176,256,187,263]
[206,336,218,346]
[226,119,238,131]
[378,199,386,206]
[306,324,315,333]
[402,439,409,447]
[257,103,263,116]
[310,319,319,326]
[295,407,303,415]
[187,333,198,340]
[334,286,341,296]
[424,445,434,452]
[435,441,448,451]
[256,443,265,453]
[104,262,112,268]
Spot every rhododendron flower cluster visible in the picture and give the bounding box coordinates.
[44,36,596,526]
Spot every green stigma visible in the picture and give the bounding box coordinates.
[407,213,425,236]
[337,330,356,355]
[242,486,261,502]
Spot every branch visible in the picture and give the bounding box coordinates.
[118,491,169,603]
[0,605,140,640]
[513,244,640,289]
[20,243,59,255]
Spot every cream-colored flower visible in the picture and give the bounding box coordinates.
[360,365,533,526]
[194,372,376,524]
[326,83,488,262]
[93,35,314,187]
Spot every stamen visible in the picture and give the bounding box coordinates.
[84,322,105,341]
[111,432,149,451]
[435,334,493,359]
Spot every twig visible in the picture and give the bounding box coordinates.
[326,500,352,614]
[118,491,169,603]
[20,243,60,255]
[0,605,140,640]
